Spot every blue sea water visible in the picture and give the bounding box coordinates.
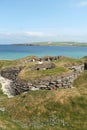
[0,45,87,60]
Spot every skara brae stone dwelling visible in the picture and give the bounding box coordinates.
[0,56,84,96]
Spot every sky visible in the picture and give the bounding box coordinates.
[0,0,87,44]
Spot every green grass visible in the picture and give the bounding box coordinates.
[0,60,19,69]
[29,41,87,47]
[18,56,83,81]
[0,84,3,96]
[0,56,87,130]
[52,57,83,67]
[0,88,86,130]
[0,76,87,130]
[19,67,68,81]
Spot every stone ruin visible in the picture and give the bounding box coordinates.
[30,62,55,71]
[0,55,85,96]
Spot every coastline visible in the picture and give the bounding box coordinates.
[11,42,87,47]
[0,45,87,60]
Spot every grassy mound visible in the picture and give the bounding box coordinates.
[19,67,68,81]
[18,57,83,81]
[0,56,86,130]
[0,71,87,130]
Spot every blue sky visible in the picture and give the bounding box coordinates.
[0,0,87,44]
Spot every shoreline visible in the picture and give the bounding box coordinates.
[0,45,87,60]
[11,41,87,47]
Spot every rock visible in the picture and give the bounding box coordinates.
[56,84,62,88]
[41,56,62,61]
[37,85,47,89]
[0,107,5,112]
[30,62,55,71]
[0,66,22,80]
[30,87,39,91]
[56,79,62,83]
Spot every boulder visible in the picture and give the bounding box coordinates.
[0,67,22,80]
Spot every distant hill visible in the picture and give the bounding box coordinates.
[12,42,87,46]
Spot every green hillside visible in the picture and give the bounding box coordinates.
[0,56,87,130]
[13,42,87,46]
[0,72,87,130]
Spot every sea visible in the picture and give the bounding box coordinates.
[0,45,87,60]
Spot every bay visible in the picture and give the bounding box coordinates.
[0,45,87,60]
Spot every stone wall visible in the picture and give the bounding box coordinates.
[0,67,22,80]
[12,64,84,94]
[0,64,84,95]
[28,64,84,90]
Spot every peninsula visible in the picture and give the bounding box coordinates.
[12,42,87,46]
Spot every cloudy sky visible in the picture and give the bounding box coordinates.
[0,0,87,44]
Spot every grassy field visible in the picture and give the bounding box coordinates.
[0,60,19,69]
[0,71,87,130]
[0,56,87,130]
[19,66,68,81]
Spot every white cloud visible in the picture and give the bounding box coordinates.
[77,1,87,7]
[25,32,44,37]
[24,31,54,37]
[0,32,12,36]
[0,31,55,43]
[0,31,54,38]
[0,29,87,44]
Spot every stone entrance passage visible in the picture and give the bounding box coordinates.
[84,63,87,70]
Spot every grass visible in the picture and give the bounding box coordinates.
[0,60,19,69]
[0,71,87,130]
[0,84,3,96]
[18,56,83,81]
[28,41,87,47]
[0,88,86,130]
[18,67,68,81]
[0,84,7,98]
[0,56,87,130]
[52,57,83,67]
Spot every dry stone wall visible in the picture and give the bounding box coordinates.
[28,64,84,90]
[11,64,84,94]
[0,64,84,95]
